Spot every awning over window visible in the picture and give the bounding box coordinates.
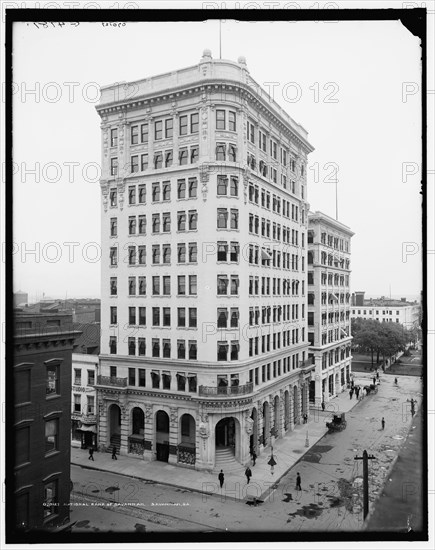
[261,249,271,260]
[77,425,97,433]
[187,373,196,378]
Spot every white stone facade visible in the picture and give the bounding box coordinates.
[96,51,315,470]
[307,211,354,406]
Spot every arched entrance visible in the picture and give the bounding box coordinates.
[262,402,270,446]
[284,390,290,431]
[108,404,121,453]
[109,404,121,437]
[178,413,196,466]
[250,408,258,454]
[293,386,299,424]
[273,395,280,437]
[128,407,145,455]
[155,410,170,462]
[215,417,235,452]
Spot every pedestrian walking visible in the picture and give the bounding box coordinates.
[251,450,257,466]
[245,466,252,484]
[296,472,302,491]
[373,376,376,385]
[321,401,325,412]
[111,445,118,460]
[218,469,224,488]
[88,447,94,461]
[376,371,380,380]
[349,389,353,400]
[355,387,360,399]
[303,413,308,424]
[381,417,385,430]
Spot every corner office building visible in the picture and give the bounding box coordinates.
[96,50,315,471]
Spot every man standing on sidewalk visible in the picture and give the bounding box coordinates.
[88,447,94,461]
[245,466,252,484]
[296,472,302,491]
[112,445,118,460]
[381,417,385,430]
[321,401,325,412]
[218,470,224,489]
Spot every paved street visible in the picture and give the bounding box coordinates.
[70,374,422,533]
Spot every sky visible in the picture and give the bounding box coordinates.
[11,15,424,302]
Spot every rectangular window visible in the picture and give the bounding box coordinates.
[110,276,117,295]
[179,115,188,136]
[165,118,173,138]
[128,216,136,235]
[191,112,199,133]
[45,418,59,454]
[129,306,136,325]
[178,179,186,199]
[189,275,197,295]
[128,337,135,356]
[109,337,117,354]
[131,125,139,145]
[43,480,58,519]
[178,275,186,295]
[152,339,160,358]
[165,150,173,167]
[188,242,197,263]
[217,208,228,228]
[74,368,81,385]
[163,276,171,295]
[216,109,226,130]
[155,120,163,140]
[188,210,198,230]
[128,276,136,296]
[152,182,160,202]
[177,243,186,263]
[74,394,81,413]
[110,158,118,177]
[128,245,136,265]
[177,341,186,360]
[216,143,226,161]
[178,307,186,327]
[87,370,95,385]
[189,342,197,361]
[152,214,160,234]
[189,308,197,328]
[162,212,171,232]
[228,111,236,131]
[110,306,117,325]
[141,153,148,171]
[110,128,118,147]
[162,181,171,201]
[141,123,148,143]
[217,175,228,195]
[217,242,228,262]
[138,276,146,295]
[139,306,146,326]
[190,146,199,164]
[128,368,136,386]
[230,209,239,229]
[131,155,139,173]
[152,276,160,295]
[188,177,197,198]
[138,215,146,234]
[179,148,188,165]
[152,307,160,327]
[46,364,59,396]
[138,184,146,203]
[138,338,146,356]
[154,151,163,169]
[138,367,146,384]
[163,307,171,327]
[162,244,171,264]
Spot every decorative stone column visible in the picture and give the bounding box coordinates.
[195,410,213,471]
[119,402,129,456]
[257,401,264,455]
[143,405,154,462]
[168,407,178,465]
[278,390,285,437]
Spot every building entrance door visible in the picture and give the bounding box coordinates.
[215,417,235,447]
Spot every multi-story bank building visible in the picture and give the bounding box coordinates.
[95,50,315,471]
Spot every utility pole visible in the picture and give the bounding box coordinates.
[354,450,376,520]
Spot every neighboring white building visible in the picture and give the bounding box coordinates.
[307,211,354,406]
[71,354,98,449]
[351,302,420,329]
[95,50,315,471]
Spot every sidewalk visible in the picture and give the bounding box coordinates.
[71,388,363,502]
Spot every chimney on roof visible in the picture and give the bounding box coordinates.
[355,291,365,307]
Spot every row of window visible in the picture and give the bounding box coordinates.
[353,309,402,316]
[248,354,305,387]
[311,272,350,286]
[109,336,198,360]
[248,183,304,222]
[73,394,95,414]
[320,346,351,369]
[246,152,301,192]
[110,241,201,267]
[110,305,198,329]
[249,303,304,325]
[248,275,304,296]
[248,328,304,357]
[113,275,197,297]
[109,178,198,209]
[126,367,198,392]
[73,368,95,386]
[249,214,304,245]
[248,245,304,271]
[320,311,351,324]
